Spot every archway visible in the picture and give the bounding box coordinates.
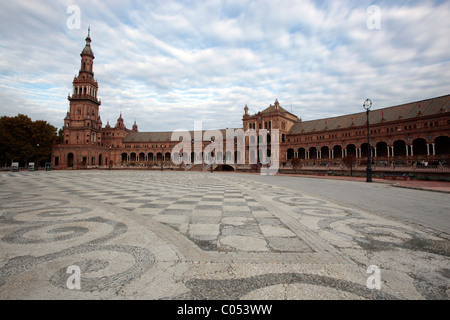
[309,147,317,160]
[393,140,406,157]
[347,144,356,158]
[333,145,342,159]
[412,138,427,156]
[287,148,295,160]
[320,146,330,160]
[435,136,450,156]
[298,148,306,159]
[376,142,388,158]
[361,143,370,158]
[68,153,74,167]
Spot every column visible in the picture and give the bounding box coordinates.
[427,144,430,156]
[432,143,436,156]
[405,144,409,156]
[391,146,394,157]
[374,147,377,158]
[387,146,390,157]
[410,145,413,157]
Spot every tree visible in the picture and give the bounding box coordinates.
[0,114,57,167]
[342,154,356,176]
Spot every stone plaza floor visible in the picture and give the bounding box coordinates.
[0,170,449,300]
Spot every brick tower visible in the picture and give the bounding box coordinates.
[54,29,107,168]
[63,28,102,148]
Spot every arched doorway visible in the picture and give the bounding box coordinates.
[376,142,388,158]
[287,148,295,160]
[320,146,330,160]
[435,136,450,156]
[298,148,306,159]
[333,145,342,159]
[68,153,74,168]
[360,143,370,158]
[309,147,317,160]
[412,138,427,156]
[393,140,406,157]
[347,144,356,158]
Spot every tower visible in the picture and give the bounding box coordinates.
[63,28,102,146]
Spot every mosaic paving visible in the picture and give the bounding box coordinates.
[0,171,448,299]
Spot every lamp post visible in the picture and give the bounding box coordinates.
[35,143,39,171]
[363,99,372,183]
[161,145,165,171]
[210,138,214,173]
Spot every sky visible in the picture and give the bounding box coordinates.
[0,0,449,132]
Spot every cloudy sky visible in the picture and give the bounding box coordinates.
[0,0,449,132]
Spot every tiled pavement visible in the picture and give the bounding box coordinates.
[0,171,449,299]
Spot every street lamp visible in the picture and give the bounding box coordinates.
[363,99,372,182]
[161,145,165,171]
[210,138,214,173]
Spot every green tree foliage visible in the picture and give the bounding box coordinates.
[0,114,57,167]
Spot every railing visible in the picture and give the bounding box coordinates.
[283,164,450,173]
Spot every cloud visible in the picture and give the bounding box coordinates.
[0,0,449,132]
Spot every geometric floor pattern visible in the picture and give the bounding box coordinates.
[0,171,449,299]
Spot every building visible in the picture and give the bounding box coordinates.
[52,33,450,171]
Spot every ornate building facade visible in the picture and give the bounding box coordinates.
[52,34,450,171]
